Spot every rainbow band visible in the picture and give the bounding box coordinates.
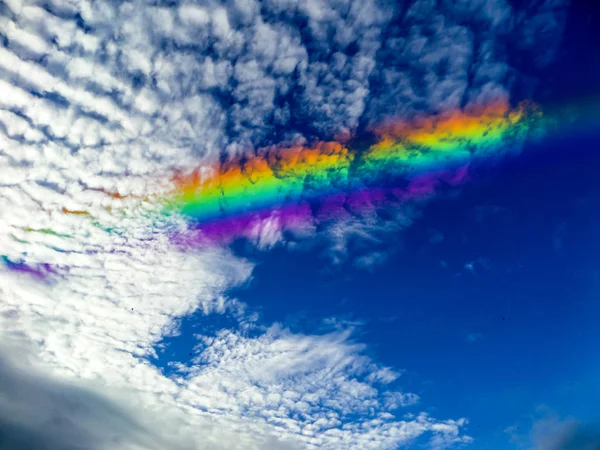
[7,95,600,277]
[166,100,543,244]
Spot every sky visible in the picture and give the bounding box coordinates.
[0,0,599,449]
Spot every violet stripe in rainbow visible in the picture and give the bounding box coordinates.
[166,100,545,245]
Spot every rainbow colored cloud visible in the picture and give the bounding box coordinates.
[5,99,553,279]
[165,100,543,246]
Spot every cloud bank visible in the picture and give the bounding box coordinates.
[0,341,181,450]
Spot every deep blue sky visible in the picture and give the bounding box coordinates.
[153,1,600,448]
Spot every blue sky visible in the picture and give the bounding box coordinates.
[1,0,599,449]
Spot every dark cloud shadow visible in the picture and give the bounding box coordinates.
[0,343,180,450]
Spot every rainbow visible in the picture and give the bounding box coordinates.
[8,94,598,279]
[164,100,546,245]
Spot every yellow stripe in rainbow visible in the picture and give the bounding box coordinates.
[165,99,543,244]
